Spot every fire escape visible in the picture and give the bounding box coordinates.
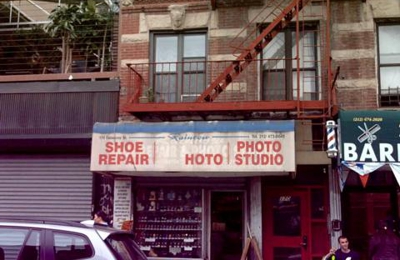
[124,0,336,122]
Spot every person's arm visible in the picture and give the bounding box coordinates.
[322,248,335,260]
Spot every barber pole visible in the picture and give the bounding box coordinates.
[326,120,338,158]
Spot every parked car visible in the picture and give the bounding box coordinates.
[0,218,148,260]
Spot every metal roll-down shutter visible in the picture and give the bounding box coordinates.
[0,155,93,221]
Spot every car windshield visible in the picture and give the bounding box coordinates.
[105,233,148,260]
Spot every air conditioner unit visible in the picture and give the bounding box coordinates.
[181,94,200,102]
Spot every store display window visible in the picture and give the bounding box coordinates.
[134,187,203,258]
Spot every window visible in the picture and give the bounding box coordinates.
[53,232,93,260]
[134,187,203,258]
[152,32,207,103]
[106,233,148,260]
[0,227,41,260]
[377,24,400,107]
[19,230,41,260]
[261,25,319,101]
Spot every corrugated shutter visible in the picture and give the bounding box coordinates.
[0,155,93,221]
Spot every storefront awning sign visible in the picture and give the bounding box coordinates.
[90,120,295,174]
[339,110,400,186]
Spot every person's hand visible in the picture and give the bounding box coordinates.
[322,247,336,260]
[322,248,336,260]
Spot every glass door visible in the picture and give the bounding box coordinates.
[263,189,310,260]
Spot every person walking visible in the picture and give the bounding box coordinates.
[369,219,400,260]
[93,210,111,227]
[322,235,360,260]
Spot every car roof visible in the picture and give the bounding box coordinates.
[0,218,132,238]
[0,217,88,227]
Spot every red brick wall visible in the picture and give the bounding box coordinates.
[121,42,149,60]
[121,13,140,34]
[218,7,248,29]
[332,31,375,50]
[336,88,377,109]
[331,0,365,24]
[335,58,375,81]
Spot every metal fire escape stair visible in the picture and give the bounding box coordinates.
[196,0,311,103]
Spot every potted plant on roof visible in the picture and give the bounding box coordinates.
[46,3,80,73]
[46,0,115,73]
[139,88,155,103]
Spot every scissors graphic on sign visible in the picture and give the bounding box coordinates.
[357,122,381,144]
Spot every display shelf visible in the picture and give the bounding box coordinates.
[134,187,203,259]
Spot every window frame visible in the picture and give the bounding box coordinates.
[376,21,400,107]
[260,23,320,101]
[50,230,94,260]
[0,226,44,260]
[150,30,208,103]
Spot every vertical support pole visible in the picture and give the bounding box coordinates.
[326,0,333,116]
[295,0,300,113]
[250,177,263,255]
[328,164,342,249]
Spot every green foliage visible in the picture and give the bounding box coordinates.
[45,0,114,73]
[145,88,155,102]
[46,4,81,39]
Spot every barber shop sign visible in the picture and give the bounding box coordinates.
[339,111,400,163]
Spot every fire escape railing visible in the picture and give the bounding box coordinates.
[196,0,312,103]
[125,0,336,119]
[126,58,324,104]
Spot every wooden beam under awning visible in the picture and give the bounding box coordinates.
[211,0,217,10]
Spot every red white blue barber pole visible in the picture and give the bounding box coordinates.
[326,120,338,158]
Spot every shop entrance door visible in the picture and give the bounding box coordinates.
[263,189,310,260]
[210,191,244,260]
[342,191,395,260]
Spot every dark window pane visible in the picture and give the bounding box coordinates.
[106,234,148,260]
[183,74,205,94]
[19,230,41,260]
[272,195,301,236]
[263,71,286,100]
[53,232,93,260]
[311,189,325,219]
[155,74,177,102]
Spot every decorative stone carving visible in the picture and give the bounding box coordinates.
[121,0,133,6]
[168,5,187,30]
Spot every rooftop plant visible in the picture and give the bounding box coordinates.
[46,0,115,73]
